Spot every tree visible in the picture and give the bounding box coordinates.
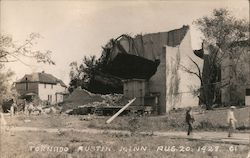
[0,33,55,103]
[68,55,98,93]
[184,8,249,109]
[68,54,123,94]
[194,9,248,51]
[0,33,55,64]
[0,68,14,103]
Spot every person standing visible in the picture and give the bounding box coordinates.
[12,101,18,115]
[186,107,195,136]
[10,102,15,117]
[227,106,237,137]
[0,112,7,128]
[27,101,34,116]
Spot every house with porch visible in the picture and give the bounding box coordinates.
[15,71,68,104]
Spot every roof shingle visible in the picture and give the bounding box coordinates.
[16,72,67,87]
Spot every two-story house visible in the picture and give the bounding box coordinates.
[15,71,67,104]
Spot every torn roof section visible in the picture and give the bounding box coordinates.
[193,39,250,60]
[194,48,204,59]
[101,25,189,63]
[100,25,190,80]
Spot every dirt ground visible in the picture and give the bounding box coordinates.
[1,129,249,158]
[3,106,249,132]
[1,106,249,158]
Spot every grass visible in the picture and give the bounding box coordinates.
[1,107,249,158]
[4,114,90,129]
[4,106,249,133]
[87,106,250,132]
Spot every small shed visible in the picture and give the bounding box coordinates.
[123,79,148,106]
[122,79,160,114]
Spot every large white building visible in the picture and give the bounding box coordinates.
[15,71,67,104]
[102,25,203,114]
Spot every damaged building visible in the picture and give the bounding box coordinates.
[92,25,203,114]
[194,39,250,108]
[220,40,250,106]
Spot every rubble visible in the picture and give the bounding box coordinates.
[62,87,104,111]
[63,88,129,115]
[101,94,128,107]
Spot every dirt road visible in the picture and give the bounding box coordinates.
[1,125,249,145]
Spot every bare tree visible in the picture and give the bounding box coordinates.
[0,33,55,65]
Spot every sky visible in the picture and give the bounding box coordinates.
[0,0,249,85]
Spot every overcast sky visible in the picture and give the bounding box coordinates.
[0,0,249,85]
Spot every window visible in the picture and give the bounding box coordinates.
[25,77,28,90]
[48,95,52,102]
[51,84,53,89]
[246,89,250,96]
[25,82,28,90]
[44,84,46,88]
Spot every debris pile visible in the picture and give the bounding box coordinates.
[101,94,128,107]
[63,87,129,115]
[62,87,104,111]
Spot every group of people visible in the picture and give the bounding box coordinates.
[9,100,41,116]
[185,106,237,137]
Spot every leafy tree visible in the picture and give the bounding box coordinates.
[183,8,249,109]
[0,68,14,103]
[68,55,98,93]
[194,8,249,108]
[68,54,123,94]
[194,8,248,50]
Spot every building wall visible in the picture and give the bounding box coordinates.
[38,83,66,104]
[149,30,203,114]
[15,82,38,95]
[148,47,167,114]
[221,48,250,106]
[221,54,233,105]
[165,29,203,111]
[56,93,64,104]
[246,87,250,106]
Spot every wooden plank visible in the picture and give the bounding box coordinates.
[106,98,136,124]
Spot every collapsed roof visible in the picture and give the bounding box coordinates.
[100,25,190,80]
[85,25,191,94]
